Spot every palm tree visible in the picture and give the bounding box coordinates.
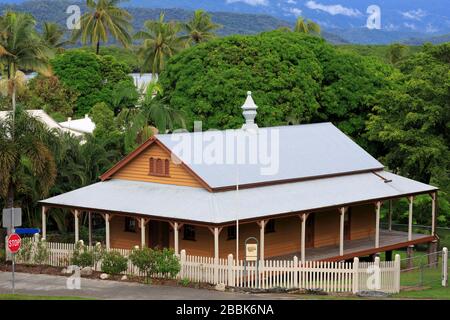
[294,17,321,35]
[72,0,132,54]
[183,10,220,44]
[42,22,70,51]
[0,107,57,209]
[121,81,185,153]
[0,11,52,114]
[134,13,186,74]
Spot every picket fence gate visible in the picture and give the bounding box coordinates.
[8,240,401,294]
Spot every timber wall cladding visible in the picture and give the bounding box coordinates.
[110,215,143,249]
[313,204,376,248]
[112,143,203,187]
[109,204,377,254]
[176,216,302,259]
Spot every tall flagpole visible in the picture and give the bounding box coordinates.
[236,163,240,260]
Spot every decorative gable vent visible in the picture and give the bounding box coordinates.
[149,157,170,177]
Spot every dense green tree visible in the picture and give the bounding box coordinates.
[51,50,102,116]
[72,0,132,54]
[134,13,186,74]
[24,75,78,120]
[90,102,117,138]
[183,10,220,45]
[158,31,393,149]
[386,43,408,65]
[367,43,450,226]
[51,50,136,116]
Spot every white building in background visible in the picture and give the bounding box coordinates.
[0,109,96,140]
[128,73,156,91]
[59,114,95,135]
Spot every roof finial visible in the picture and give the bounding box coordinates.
[241,91,258,131]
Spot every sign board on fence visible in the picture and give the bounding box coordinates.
[246,243,258,261]
[15,228,40,235]
[7,233,21,254]
[2,208,22,229]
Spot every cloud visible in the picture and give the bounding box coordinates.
[401,9,427,21]
[425,24,439,33]
[305,1,361,17]
[403,22,417,30]
[289,8,302,17]
[226,0,269,6]
[384,23,399,31]
[286,0,297,4]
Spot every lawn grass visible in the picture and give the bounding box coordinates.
[0,294,95,300]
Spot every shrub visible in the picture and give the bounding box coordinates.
[17,238,33,264]
[0,247,5,263]
[73,250,94,268]
[71,241,105,268]
[153,248,180,278]
[71,241,90,267]
[179,278,190,287]
[92,242,105,270]
[33,239,49,268]
[129,246,156,281]
[101,251,128,275]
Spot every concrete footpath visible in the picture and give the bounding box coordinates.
[0,271,298,300]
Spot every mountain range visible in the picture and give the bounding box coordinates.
[1,0,449,44]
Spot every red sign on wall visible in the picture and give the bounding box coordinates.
[7,233,21,254]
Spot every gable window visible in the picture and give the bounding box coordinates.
[227,226,236,240]
[149,157,170,177]
[183,224,196,241]
[124,217,136,233]
[265,219,275,233]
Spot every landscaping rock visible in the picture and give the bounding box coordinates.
[121,275,128,281]
[215,283,226,292]
[357,291,390,298]
[305,288,327,295]
[81,266,93,276]
[100,273,109,280]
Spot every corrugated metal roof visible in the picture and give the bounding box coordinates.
[40,171,436,224]
[157,123,384,189]
[59,115,95,134]
[0,110,84,137]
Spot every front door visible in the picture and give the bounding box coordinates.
[305,214,315,248]
[149,221,170,249]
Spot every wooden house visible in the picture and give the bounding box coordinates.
[40,92,438,263]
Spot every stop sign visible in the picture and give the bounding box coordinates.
[7,233,21,254]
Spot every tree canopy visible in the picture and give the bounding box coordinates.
[51,50,136,116]
[367,43,450,225]
[158,31,393,149]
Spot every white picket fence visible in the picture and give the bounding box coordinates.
[178,250,401,293]
[9,240,401,294]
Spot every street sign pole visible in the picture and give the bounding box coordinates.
[7,232,21,294]
[12,252,15,294]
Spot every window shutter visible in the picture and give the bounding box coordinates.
[164,159,170,176]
